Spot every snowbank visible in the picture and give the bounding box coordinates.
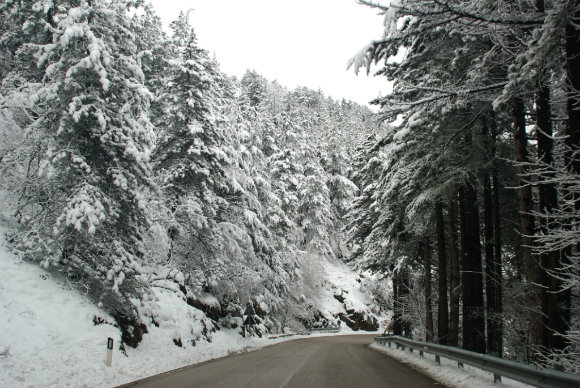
[371,342,534,388]
[0,242,120,387]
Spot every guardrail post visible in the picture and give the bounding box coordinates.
[419,350,424,357]
[388,342,391,348]
[493,374,501,384]
[435,355,441,365]
[458,362,464,368]
[409,347,413,354]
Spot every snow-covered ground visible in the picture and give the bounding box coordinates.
[371,342,534,388]
[297,251,389,328]
[309,256,372,314]
[320,255,377,314]
[0,234,380,388]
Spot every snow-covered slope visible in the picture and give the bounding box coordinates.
[298,252,386,328]
[0,234,385,388]
[0,241,120,387]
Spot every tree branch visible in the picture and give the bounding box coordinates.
[433,0,544,26]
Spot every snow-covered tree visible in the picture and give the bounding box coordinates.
[348,0,580,367]
[151,10,234,264]
[4,0,156,346]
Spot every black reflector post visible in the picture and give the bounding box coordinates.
[105,337,113,366]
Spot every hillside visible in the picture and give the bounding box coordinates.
[0,227,386,387]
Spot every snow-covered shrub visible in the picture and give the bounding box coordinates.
[138,287,217,346]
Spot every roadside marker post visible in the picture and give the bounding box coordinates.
[105,337,113,367]
[243,304,257,337]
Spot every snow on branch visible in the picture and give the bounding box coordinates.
[433,0,544,26]
[349,16,460,75]
[374,82,506,118]
[357,0,389,12]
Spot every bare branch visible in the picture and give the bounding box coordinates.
[444,110,484,149]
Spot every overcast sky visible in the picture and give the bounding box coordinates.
[147,0,389,107]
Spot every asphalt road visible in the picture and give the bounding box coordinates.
[120,334,445,388]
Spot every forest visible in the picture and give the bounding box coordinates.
[1,0,580,376]
[347,0,580,373]
[0,1,385,350]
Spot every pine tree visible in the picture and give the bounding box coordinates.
[8,0,155,346]
[152,11,234,261]
[298,160,333,252]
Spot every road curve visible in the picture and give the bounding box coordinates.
[119,334,445,388]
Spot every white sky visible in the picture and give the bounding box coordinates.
[147,0,390,107]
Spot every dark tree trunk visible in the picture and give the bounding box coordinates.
[423,238,434,342]
[459,183,486,354]
[167,226,177,262]
[492,170,503,357]
[448,190,460,346]
[436,202,449,345]
[392,274,402,336]
[483,172,498,355]
[531,0,571,354]
[481,115,498,356]
[491,121,503,357]
[536,82,569,352]
[513,97,546,359]
[399,269,412,337]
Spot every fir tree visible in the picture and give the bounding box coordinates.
[8,0,155,346]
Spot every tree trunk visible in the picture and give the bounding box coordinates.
[531,0,571,355]
[481,115,498,356]
[392,273,402,336]
[448,190,461,346]
[436,202,449,345]
[423,239,434,342]
[536,81,569,352]
[483,172,498,355]
[459,183,486,354]
[399,269,412,337]
[491,126,503,357]
[513,96,545,359]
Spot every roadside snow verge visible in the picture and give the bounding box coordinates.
[371,342,534,388]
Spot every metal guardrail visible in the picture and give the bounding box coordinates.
[309,326,340,333]
[268,333,296,340]
[375,335,580,388]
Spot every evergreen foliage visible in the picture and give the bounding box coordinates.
[0,1,379,348]
[349,0,580,370]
